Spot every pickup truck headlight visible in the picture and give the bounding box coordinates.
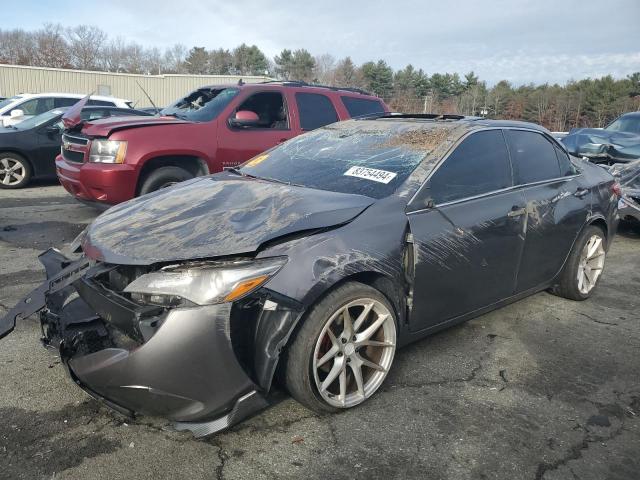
[123,257,286,306]
[89,139,127,163]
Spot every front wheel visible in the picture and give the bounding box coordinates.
[0,153,32,189]
[138,166,193,196]
[283,282,397,413]
[553,225,607,300]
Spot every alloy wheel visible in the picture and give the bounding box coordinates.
[312,298,396,408]
[0,158,26,186]
[577,234,605,294]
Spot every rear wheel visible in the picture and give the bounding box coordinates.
[284,282,397,413]
[553,225,607,300]
[138,166,193,196]
[0,153,31,189]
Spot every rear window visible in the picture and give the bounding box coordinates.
[341,96,385,118]
[295,92,338,131]
[505,130,561,184]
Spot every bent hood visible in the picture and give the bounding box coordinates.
[79,115,191,137]
[83,173,374,265]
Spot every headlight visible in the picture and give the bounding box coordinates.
[89,139,127,163]
[123,257,286,306]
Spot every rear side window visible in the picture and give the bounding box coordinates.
[295,92,338,131]
[341,96,385,118]
[87,99,116,107]
[429,130,512,204]
[505,130,561,184]
[554,144,577,176]
[55,97,80,108]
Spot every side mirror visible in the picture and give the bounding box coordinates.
[229,110,260,128]
[10,109,24,118]
[45,125,61,135]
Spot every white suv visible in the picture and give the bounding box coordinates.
[0,93,132,127]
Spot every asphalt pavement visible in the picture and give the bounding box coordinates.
[1,183,639,480]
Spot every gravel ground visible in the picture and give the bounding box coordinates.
[1,183,639,480]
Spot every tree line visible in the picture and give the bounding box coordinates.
[1,24,639,130]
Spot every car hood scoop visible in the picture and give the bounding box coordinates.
[83,174,374,265]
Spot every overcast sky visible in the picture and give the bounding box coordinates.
[6,0,640,85]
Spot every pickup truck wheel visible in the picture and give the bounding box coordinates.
[138,166,193,195]
[0,153,32,189]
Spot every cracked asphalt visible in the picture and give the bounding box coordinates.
[1,183,639,480]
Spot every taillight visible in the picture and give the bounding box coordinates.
[611,182,622,197]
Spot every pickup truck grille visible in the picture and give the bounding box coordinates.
[62,134,89,163]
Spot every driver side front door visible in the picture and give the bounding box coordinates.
[407,129,526,332]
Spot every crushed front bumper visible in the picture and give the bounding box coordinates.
[0,249,268,437]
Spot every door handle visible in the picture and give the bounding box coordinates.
[507,206,526,217]
[574,187,589,199]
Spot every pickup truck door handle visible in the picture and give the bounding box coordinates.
[507,206,527,217]
[574,187,589,199]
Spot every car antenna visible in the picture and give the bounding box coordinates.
[136,81,160,114]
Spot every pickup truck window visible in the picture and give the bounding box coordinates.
[161,88,239,122]
[296,93,338,131]
[341,96,385,118]
[235,92,288,129]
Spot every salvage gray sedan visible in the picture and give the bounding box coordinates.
[0,115,620,436]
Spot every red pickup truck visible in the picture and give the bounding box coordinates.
[56,81,388,207]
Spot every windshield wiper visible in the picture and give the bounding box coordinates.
[163,112,187,120]
[223,167,303,187]
[224,167,258,179]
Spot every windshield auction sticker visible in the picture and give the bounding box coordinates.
[343,166,397,184]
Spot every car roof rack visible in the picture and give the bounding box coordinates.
[258,80,373,96]
[353,112,469,121]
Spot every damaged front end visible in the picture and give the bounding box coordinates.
[0,249,303,437]
[609,159,640,223]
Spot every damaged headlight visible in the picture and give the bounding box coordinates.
[123,257,286,306]
[89,139,127,163]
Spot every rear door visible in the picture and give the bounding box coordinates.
[504,129,591,292]
[407,129,526,331]
[294,92,340,131]
[216,89,297,167]
[34,119,64,176]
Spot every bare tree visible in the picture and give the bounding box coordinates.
[163,44,187,74]
[32,24,70,68]
[0,29,36,65]
[314,53,335,84]
[66,25,106,70]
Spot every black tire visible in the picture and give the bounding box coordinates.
[0,152,32,189]
[283,281,397,414]
[553,225,607,301]
[138,166,193,196]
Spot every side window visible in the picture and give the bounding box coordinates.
[11,98,39,115]
[81,110,109,121]
[341,96,385,117]
[234,91,288,129]
[428,130,512,204]
[505,130,561,184]
[295,92,338,131]
[87,99,116,107]
[554,144,577,176]
[55,97,80,108]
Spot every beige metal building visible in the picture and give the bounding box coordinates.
[0,64,272,107]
